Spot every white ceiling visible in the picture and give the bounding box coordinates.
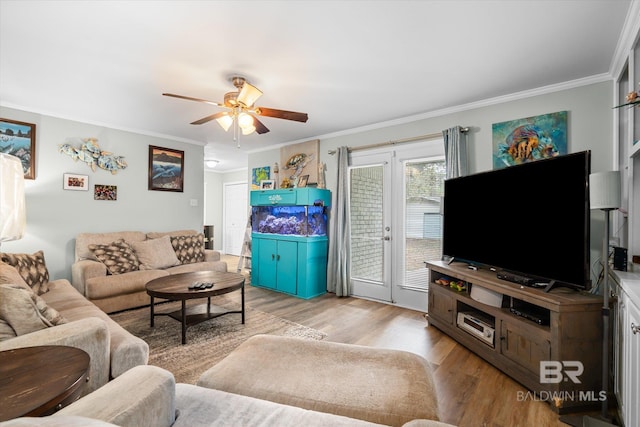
[0,0,635,172]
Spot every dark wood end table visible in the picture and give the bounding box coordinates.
[145,270,245,344]
[0,345,90,421]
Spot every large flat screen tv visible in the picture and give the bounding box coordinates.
[442,151,591,291]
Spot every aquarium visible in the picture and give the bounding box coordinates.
[251,205,327,237]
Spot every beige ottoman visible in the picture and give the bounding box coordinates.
[197,334,441,427]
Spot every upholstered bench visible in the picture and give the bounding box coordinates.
[197,335,441,427]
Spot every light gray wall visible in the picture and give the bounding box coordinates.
[248,81,614,284]
[1,106,205,281]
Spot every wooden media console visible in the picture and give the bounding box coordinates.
[426,261,603,413]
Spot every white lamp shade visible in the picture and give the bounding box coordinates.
[237,82,263,107]
[215,114,233,132]
[589,171,621,210]
[0,153,26,242]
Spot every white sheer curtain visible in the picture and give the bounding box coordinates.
[326,146,350,296]
[443,126,468,179]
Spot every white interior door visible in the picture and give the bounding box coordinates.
[349,152,393,302]
[223,182,248,255]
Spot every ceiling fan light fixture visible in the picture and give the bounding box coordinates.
[237,112,254,128]
[237,81,263,107]
[216,114,233,132]
[241,124,256,135]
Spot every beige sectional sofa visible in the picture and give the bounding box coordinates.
[0,266,148,395]
[0,356,455,427]
[71,230,227,313]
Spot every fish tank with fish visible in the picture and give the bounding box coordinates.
[250,188,331,237]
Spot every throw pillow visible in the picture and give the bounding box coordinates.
[0,250,50,295]
[0,283,67,337]
[89,239,140,275]
[0,262,30,288]
[171,233,205,264]
[0,318,16,341]
[130,236,180,270]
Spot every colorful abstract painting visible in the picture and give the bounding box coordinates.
[252,166,270,190]
[492,111,567,169]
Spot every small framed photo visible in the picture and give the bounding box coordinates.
[94,184,117,201]
[148,145,184,192]
[297,175,309,188]
[63,173,89,191]
[260,179,275,190]
[0,118,36,179]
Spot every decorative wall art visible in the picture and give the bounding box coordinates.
[492,111,567,169]
[280,139,319,186]
[260,180,274,190]
[0,118,36,179]
[148,145,184,192]
[94,185,117,201]
[58,138,127,174]
[63,173,89,191]
[252,166,271,190]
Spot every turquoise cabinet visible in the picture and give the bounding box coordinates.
[251,188,331,299]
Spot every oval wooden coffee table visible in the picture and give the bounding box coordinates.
[0,345,90,421]
[146,270,245,344]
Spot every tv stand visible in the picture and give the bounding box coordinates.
[426,261,603,413]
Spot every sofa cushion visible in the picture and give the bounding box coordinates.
[76,231,146,261]
[0,251,50,295]
[89,240,140,275]
[0,283,66,338]
[130,236,180,270]
[84,269,168,300]
[171,234,205,264]
[146,229,199,239]
[173,383,387,427]
[197,335,441,426]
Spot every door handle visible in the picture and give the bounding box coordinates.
[382,236,391,241]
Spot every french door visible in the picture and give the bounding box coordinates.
[349,152,393,301]
[348,141,445,310]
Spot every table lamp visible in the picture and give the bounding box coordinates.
[0,153,26,247]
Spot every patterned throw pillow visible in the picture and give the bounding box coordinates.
[0,250,50,295]
[89,239,140,275]
[171,234,205,265]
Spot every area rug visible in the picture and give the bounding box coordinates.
[110,296,327,384]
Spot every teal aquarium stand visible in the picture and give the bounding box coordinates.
[250,188,331,299]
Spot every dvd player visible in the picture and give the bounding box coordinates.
[509,307,549,325]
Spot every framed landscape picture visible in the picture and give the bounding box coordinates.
[148,145,184,192]
[0,118,36,179]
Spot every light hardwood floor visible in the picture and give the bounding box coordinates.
[221,255,595,427]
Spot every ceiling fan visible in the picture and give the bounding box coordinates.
[163,76,308,147]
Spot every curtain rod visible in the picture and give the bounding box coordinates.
[327,127,469,155]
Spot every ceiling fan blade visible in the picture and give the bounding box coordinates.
[163,93,222,107]
[255,107,308,123]
[252,116,270,134]
[191,111,229,125]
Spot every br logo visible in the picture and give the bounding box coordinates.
[540,361,583,384]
